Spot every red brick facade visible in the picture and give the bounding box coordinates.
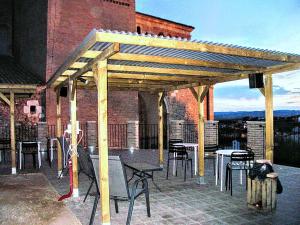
[0,0,214,126]
[46,0,138,125]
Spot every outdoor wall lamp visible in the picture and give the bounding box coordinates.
[78,77,89,85]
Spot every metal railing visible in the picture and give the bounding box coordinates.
[47,123,127,148]
[274,121,300,167]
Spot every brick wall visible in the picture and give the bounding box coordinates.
[204,121,218,146]
[136,12,193,39]
[247,121,265,158]
[46,0,137,125]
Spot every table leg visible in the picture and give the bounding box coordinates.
[19,142,22,169]
[215,154,219,186]
[172,152,176,176]
[194,146,198,175]
[220,155,224,191]
[240,170,243,185]
[38,143,41,168]
[50,139,54,162]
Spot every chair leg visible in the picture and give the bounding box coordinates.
[225,166,228,191]
[144,183,151,217]
[126,195,135,225]
[89,194,99,225]
[190,159,193,178]
[230,169,233,196]
[114,199,119,213]
[84,179,94,202]
[166,156,170,179]
[213,158,216,176]
[184,160,187,182]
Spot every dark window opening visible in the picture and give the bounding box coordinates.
[30,105,36,114]
[137,26,141,34]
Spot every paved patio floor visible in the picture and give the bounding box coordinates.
[1,149,300,225]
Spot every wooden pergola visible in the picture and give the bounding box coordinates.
[0,56,41,174]
[47,29,300,224]
[0,85,40,174]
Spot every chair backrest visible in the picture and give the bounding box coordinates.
[204,144,218,153]
[169,144,187,156]
[77,145,94,178]
[57,136,69,155]
[230,151,255,168]
[169,139,183,147]
[90,155,130,199]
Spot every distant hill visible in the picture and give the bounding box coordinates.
[215,110,300,120]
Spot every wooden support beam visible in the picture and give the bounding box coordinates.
[197,86,205,183]
[159,91,166,106]
[56,91,62,176]
[189,87,198,100]
[200,85,210,103]
[158,92,164,167]
[95,59,111,224]
[265,74,274,162]
[10,91,16,174]
[0,92,10,105]
[96,31,300,63]
[55,43,120,90]
[259,88,265,96]
[108,65,230,77]
[70,80,79,197]
[110,53,263,71]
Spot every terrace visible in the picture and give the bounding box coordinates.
[1,29,300,225]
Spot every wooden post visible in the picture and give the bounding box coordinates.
[158,92,164,167]
[10,91,16,174]
[197,86,205,183]
[265,74,274,162]
[70,80,79,197]
[95,59,111,225]
[56,91,62,177]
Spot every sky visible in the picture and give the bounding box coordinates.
[136,0,300,112]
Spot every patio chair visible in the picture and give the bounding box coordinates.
[57,136,70,177]
[166,144,193,181]
[20,142,38,169]
[89,155,150,225]
[225,151,255,196]
[77,145,96,202]
[0,139,10,163]
[204,144,218,176]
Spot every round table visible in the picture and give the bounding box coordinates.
[215,149,247,191]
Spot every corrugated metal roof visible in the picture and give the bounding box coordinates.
[0,56,42,85]
[87,42,288,68]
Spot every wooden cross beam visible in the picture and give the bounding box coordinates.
[0,92,10,105]
[189,87,198,100]
[200,85,211,103]
[56,43,120,90]
[159,91,167,106]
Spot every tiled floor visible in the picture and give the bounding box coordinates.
[1,149,300,225]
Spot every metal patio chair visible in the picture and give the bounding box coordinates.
[166,144,193,181]
[204,144,218,175]
[57,136,70,177]
[77,145,97,202]
[225,151,255,196]
[89,155,151,225]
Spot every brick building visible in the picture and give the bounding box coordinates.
[0,0,214,129]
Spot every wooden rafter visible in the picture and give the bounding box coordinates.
[55,43,120,90]
[0,92,10,105]
[189,87,198,100]
[96,32,300,63]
